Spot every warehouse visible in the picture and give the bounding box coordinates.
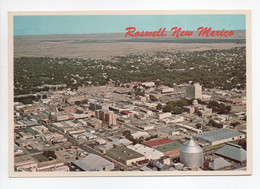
[127,144,164,160]
[215,143,247,163]
[72,154,115,171]
[154,141,183,156]
[142,138,173,148]
[209,157,232,170]
[106,147,145,166]
[194,129,245,145]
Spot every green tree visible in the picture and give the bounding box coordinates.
[156,103,163,110]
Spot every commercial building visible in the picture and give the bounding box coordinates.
[154,141,183,156]
[51,112,71,121]
[127,144,164,160]
[157,112,172,120]
[106,147,145,166]
[157,86,174,94]
[177,123,202,134]
[143,138,173,148]
[131,131,149,139]
[142,82,155,88]
[194,129,245,145]
[87,118,102,129]
[72,154,115,171]
[14,155,37,171]
[136,125,154,131]
[95,109,117,125]
[89,102,109,111]
[209,157,232,170]
[186,83,202,99]
[36,159,68,172]
[215,143,247,163]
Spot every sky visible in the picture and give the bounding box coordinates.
[13,14,246,36]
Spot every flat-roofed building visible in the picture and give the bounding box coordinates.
[143,138,173,148]
[154,141,183,156]
[15,155,37,171]
[157,86,174,94]
[51,112,70,121]
[127,144,164,160]
[36,159,65,171]
[106,147,145,166]
[72,154,114,171]
[142,82,155,88]
[194,129,245,145]
[131,131,149,139]
[95,109,117,125]
[87,117,102,129]
[157,112,172,120]
[90,102,109,111]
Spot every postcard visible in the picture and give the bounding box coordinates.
[8,10,252,177]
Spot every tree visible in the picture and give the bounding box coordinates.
[150,95,158,101]
[43,150,57,160]
[196,123,202,129]
[175,99,188,107]
[162,105,172,112]
[156,103,162,110]
[172,106,183,114]
[75,101,81,106]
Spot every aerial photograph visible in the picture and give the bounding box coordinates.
[11,13,248,174]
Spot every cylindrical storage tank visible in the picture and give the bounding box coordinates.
[180,138,203,168]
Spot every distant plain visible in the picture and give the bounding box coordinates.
[14,30,246,59]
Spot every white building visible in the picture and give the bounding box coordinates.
[157,112,172,120]
[142,82,155,87]
[127,144,164,160]
[131,131,149,139]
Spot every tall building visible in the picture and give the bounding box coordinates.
[186,83,202,99]
[90,102,109,111]
[95,109,117,125]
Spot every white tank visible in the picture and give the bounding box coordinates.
[180,138,203,168]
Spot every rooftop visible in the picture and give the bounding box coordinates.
[142,138,173,148]
[215,143,247,162]
[107,147,144,160]
[210,157,232,170]
[154,142,183,153]
[72,154,114,171]
[194,129,245,143]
